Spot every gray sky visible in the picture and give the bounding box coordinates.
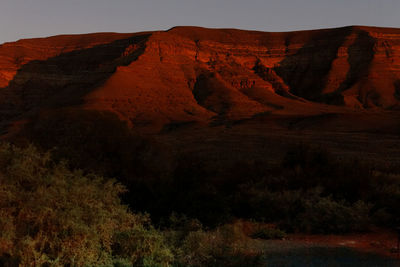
[1,0,399,44]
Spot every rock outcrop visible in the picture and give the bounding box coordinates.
[1,26,400,133]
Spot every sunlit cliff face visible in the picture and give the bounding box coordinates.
[1,26,400,133]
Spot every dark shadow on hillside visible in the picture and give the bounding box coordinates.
[336,30,376,94]
[395,80,400,101]
[192,72,231,116]
[274,27,352,104]
[0,33,150,133]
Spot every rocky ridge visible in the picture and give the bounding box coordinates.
[1,26,400,133]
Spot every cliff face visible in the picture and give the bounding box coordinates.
[1,26,400,133]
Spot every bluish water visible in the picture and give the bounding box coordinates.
[262,247,400,267]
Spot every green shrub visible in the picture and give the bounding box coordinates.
[113,219,174,267]
[0,143,173,266]
[112,258,133,267]
[250,228,286,240]
[165,223,258,267]
[369,175,400,226]
[298,198,371,234]
[167,212,203,233]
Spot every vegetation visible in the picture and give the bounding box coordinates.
[0,144,172,266]
[250,227,286,240]
[5,111,400,265]
[164,215,262,267]
[0,143,264,267]
[21,110,400,232]
[137,145,398,234]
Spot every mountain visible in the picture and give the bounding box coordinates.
[1,26,400,165]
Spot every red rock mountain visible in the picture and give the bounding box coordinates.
[1,26,400,137]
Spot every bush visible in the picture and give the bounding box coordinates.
[298,198,371,234]
[250,228,286,240]
[0,143,172,266]
[164,221,260,267]
[369,173,400,227]
[113,216,174,267]
[233,182,372,234]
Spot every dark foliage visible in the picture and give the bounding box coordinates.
[18,111,400,234]
[0,143,173,266]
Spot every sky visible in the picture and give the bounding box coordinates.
[1,0,400,44]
